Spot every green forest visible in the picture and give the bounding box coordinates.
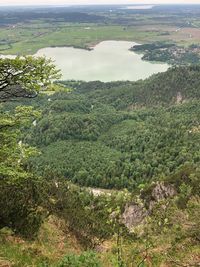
[10,66,200,190]
[0,56,200,265]
[132,42,200,65]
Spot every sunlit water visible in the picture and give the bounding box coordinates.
[0,41,169,82]
[35,41,169,82]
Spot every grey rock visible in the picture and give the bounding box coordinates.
[149,182,176,210]
[122,203,147,230]
[122,182,176,230]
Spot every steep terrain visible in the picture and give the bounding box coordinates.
[19,66,200,189]
[1,65,200,266]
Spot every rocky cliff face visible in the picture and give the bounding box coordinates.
[122,182,176,230]
[148,182,176,210]
[122,203,147,229]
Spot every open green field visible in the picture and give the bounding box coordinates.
[1,5,200,55]
[0,22,176,55]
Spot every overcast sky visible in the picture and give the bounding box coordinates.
[0,0,200,6]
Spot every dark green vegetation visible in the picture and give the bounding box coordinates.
[132,42,200,65]
[0,56,60,101]
[0,57,127,261]
[12,66,199,189]
[57,251,101,267]
[1,5,200,55]
[0,57,200,266]
[0,57,60,239]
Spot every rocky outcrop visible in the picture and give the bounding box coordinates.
[152,182,176,201]
[122,203,147,230]
[122,182,176,230]
[149,182,176,210]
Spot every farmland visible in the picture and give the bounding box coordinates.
[1,5,200,55]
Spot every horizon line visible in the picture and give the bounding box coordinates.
[1,3,200,6]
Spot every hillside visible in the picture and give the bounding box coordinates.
[15,66,200,189]
[1,63,200,266]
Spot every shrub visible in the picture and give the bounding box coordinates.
[57,251,101,267]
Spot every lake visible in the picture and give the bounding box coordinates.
[8,41,169,82]
[120,5,154,10]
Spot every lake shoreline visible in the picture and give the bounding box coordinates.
[34,39,140,54]
[1,40,169,82]
[0,39,141,56]
[35,40,169,82]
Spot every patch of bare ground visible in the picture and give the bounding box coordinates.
[170,27,200,43]
[0,259,13,267]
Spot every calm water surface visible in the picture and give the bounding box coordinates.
[37,41,169,82]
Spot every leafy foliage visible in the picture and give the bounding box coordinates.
[0,60,200,266]
[0,56,60,101]
[47,179,130,248]
[57,251,101,267]
[0,56,60,238]
[21,67,200,188]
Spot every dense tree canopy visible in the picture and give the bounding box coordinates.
[0,56,60,101]
[0,56,60,237]
[1,60,200,266]
[4,65,198,189]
